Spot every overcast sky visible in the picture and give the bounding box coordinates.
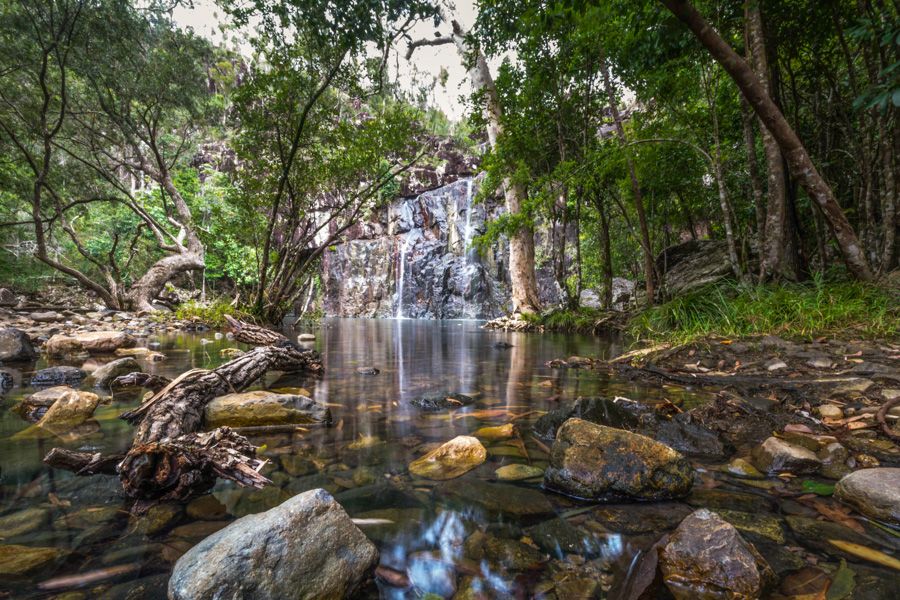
[172,0,482,121]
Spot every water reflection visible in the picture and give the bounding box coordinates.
[1,319,895,598]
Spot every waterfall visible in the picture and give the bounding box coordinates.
[461,178,476,319]
[395,235,410,319]
[462,178,474,259]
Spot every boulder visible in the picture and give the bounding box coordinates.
[89,357,140,388]
[204,390,332,428]
[30,311,63,322]
[0,287,16,306]
[32,388,99,428]
[409,435,487,480]
[656,240,741,297]
[751,437,821,475]
[834,468,900,525]
[0,328,36,362]
[659,509,773,599]
[168,489,378,600]
[544,418,694,501]
[15,385,85,421]
[30,365,86,387]
[45,331,136,356]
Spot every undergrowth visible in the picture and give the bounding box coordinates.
[629,278,899,344]
[526,307,622,333]
[172,299,251,328]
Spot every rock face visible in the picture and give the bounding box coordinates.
[0,328,36,362]
[543,418,694,501]
[45,330,136,356]
[751,437,821,474]
[834,468,900,525]
[408,435,487,480]
[30,366,86,387]
[659,509,773,599]
[204,390,332,428]
[168,489,378,600]
[323,177,511,318]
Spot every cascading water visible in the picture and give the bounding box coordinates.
[461,178,477,318]
[395,235,410,319]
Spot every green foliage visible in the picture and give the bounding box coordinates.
[630,279,900,344]
[174,300,251,328]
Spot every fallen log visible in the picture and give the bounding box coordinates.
[44,319,323,503]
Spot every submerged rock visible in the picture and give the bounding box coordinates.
[204,390,332,428]
[495,463,544,481]
[168,489,378,600]
[544,418,694,501]
[751,437,821,475]
[834,468,900,525]
[0,507,50,538]
[0,544,68,579]
[436,479,554,519]
[660,509,773,600]
[0,328,36,362]
[30,365,86,387]
[409,435,486,480]
[45,330,136,356]
[464,530,546,571]
[410,393,475,411]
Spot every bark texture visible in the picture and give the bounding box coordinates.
[440,6,542,314]
[662,0,874,281]
[44,320,323,503]
[600,54,656,301]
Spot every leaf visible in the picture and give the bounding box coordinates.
[801,480,835,496]
[827,540,900,571]
[825,560,855,600]
[808,499,866,534]
[785,423,814,434]
[779,566,830,598]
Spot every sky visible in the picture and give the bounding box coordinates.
[171,0,483,121]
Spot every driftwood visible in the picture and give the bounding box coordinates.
[43,448,123,476]
[44,318,323,503]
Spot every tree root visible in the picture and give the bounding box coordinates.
[877,397,900,440]
[43,318,322,502]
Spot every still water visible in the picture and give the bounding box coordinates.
[0,319,896,598]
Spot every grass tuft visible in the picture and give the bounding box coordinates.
[172,299,251,328]
[629,278,899,344]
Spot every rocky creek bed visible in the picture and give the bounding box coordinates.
[0,317,898,599]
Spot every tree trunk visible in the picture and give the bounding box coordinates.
[662,0,874,281]
[599,54,656,301]
[595,193,614,309]
[740,96,766,248]
[442,10,541,314]
[879,114,897,271]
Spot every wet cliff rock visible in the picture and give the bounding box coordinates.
[323,176,511,319]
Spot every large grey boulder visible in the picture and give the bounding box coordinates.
[543,418,694,501]
[0,328,36,362]
[834,468,900,525]
[168,489,378,600]
[660,509,773,599]
[656,240,737,297]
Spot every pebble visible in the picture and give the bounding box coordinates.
[816,404,843,419]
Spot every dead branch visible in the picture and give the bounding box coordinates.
[405,36,453,60]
